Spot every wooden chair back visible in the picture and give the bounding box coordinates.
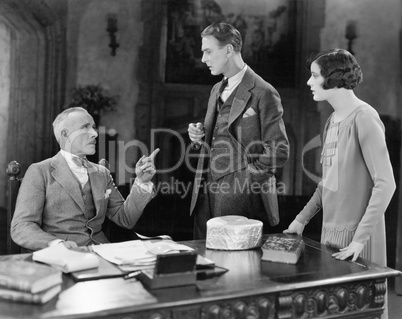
[6,161,22,254]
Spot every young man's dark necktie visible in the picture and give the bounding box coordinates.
[217,77,228,111]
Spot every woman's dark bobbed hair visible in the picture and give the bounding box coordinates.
[306,48,363,90]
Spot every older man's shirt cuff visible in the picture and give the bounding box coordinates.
[48,239,65,247]
[134,177,153,193]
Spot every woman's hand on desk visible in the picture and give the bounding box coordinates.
[332,241,364,262]
[283,219,305,235]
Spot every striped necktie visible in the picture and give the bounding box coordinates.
[72,156,90,168]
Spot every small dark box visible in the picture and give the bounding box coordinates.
[155,252,197,275]
[138,252,197,289]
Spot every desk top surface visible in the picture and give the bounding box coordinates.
[0,236,400,319]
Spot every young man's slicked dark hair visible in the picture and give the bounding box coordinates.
[201,22,242,52]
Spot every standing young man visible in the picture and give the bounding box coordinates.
[188,23,289,239]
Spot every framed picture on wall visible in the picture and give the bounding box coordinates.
[165,0,297,87]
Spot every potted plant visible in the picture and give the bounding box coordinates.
[68,84,119,124]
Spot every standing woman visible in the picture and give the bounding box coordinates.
[285,48,395,263]
[285,50,395,260]
[284,48,395,317]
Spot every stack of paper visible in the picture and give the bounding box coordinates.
[92,240,194,272]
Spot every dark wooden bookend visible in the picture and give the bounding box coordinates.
[6,160,22,254]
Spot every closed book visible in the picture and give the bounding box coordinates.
[0,260,62,294]
[261,234,305,264]
[0,284,61,304]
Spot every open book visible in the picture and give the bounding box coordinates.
[33,245,99,273]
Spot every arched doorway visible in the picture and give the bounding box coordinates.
[0,0,67,254]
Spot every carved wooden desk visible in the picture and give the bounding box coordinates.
[0,236,400,319]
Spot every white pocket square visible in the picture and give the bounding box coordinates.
[242,108,257,118]
[104,189,112,199]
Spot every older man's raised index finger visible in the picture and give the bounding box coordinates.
[149,148,160,160]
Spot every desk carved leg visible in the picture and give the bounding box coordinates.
[372,279,386,308]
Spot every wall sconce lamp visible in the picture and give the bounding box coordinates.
[345,21,357,55]
[107,14,119,56]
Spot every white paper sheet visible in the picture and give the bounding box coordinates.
[92,240,194,266]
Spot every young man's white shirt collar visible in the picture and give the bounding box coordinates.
[221,64,248,102]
